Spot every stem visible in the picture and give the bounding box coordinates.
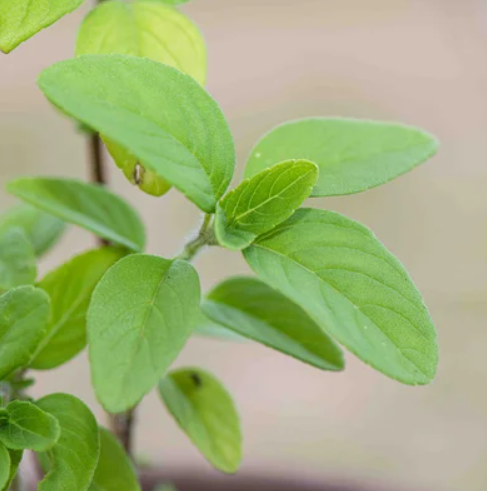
[177,214,216,262]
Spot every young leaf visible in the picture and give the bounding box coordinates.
[76,1,206,85]
[245,118,438,197]
[38,55,235,212]
[88,254,201,413]
[215,160,318,250]
[0,227,36,290]
[2,449,22,491]
[36,393,100,491]
[7,178,145,251]
[0,286,50,380]
[31,247,126,370]
[88,428,140,491]
[203,276,344,371]
[243,208,438,385]
[159,368,242,473]
[0,0,86,53]
[0,400,60,452]
[0,443,9,490]
[0,204,66,257]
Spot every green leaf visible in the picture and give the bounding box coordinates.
[215,160,318,250]
[245,118,438,197]
[7,178,145,251]
[76,0,206,198]
[0,443,9,490]
[203,276,344,371]
[76,1,206,85]
[0,400,60,452]
[31,247,126,370]
[37,393,100,491]
[0,204,66,257]
[193,311,247,342]
[0,286,50,380]
[1,449,22,491]
[88,428,140,491]
[0,227,36,291]
[0,0,86,53]
[243,208,438,384]
[159,367,242,473]
[88,254,201,413]
[38,55,235,212]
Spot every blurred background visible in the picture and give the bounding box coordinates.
[1,0,485,490]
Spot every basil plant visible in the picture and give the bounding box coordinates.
[0,0,439,489]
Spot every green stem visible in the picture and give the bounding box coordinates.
[177,214,216,262]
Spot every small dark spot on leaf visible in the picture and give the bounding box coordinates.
[190,372,202,388]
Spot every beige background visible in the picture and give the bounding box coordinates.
[1,1,487,490]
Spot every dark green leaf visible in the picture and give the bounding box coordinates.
[215,160,318,250]
[246,118,438,197]
[88,254,201,413]
[0,227,36,290]
[7,178,145,251]
[32,247,126,370]
[89,428,140,491]
[37,393,100,491]
[243,208,438,385]
[0,400,60,451]
[37,55,235,212]
[159,367,241,473]
[203,276,344,371]
[0,204,66,257]
[0,0,86,53]
[0,286,50,379]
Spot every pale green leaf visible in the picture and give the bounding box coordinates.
[0,286,50,380]
[159,367,241,473]
[0,443,9,490]
[88,428,140,491]
[76,1,206,84]
[0,0,86,53]
[31,247,126,370]
[37,393,100,491]
[246,118,438,197]
[37,55,235,212]
[0,227,36,291]
[0,204,66,257]
[193,310,247,342]
[243,208,438,385]
[203,276,344,371]
[0,400,60,452]
[7,178,145,251]
[76,0,206,197]
[88,254,201,413]
[216,160,318,250]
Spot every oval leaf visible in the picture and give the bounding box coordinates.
[0,204,66,257]
[37,393,100,491]
[243,208,438,385]
[159,367,242,473]
[7,178,145,251]
[38,55,235,212]
[89,428,140,491]
[76,0,206,84]
[216,160,318,250]
[88,254,201,413]
[0,227,36,291]
[31,247,126,370]
[203,276,344,371]
[0,0,85,53]
[0,286,50,380]
[245,118,438,197]
[0,400,60,452]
